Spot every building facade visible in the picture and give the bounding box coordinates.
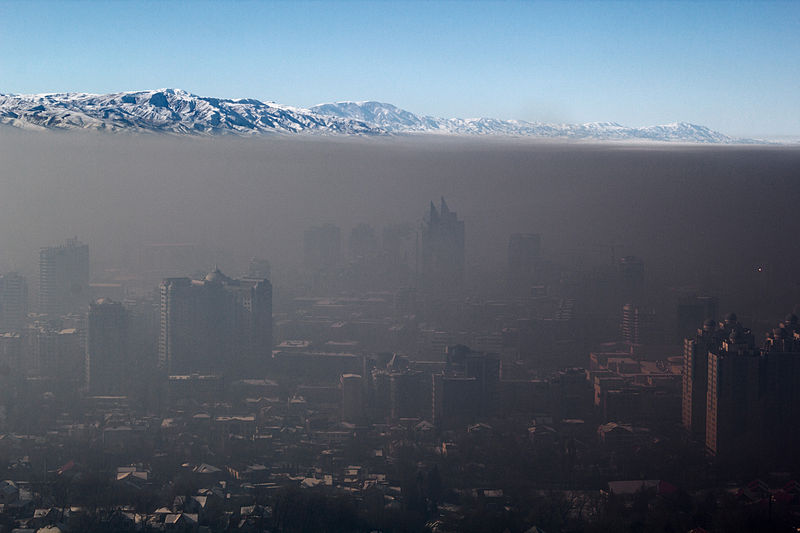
[159,269,272,377]
[39,238,89,317]
[0,273,28,333]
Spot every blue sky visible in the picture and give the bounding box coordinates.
[1,1,798,137]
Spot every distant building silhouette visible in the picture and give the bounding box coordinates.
[159,268,272,377]
[421,198,465,296]
[621,303,659,346]
[432,345,500,428]
[39,237,89,316]
[0,273,28,333]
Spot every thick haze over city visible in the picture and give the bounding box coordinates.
[0,2,799,533]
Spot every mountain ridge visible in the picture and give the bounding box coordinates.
[0,89,748,143]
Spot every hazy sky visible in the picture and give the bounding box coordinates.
[1,1,798,137]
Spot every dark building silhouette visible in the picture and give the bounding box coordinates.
[371,354,427,421]
[159,268,272,377]
[86,298,129,396]
[421,198,465,296]
[705,317,759,456]
[432,345,500,427]
[39,237,89,316]
[761,314,800,457]
[0,272,28,333]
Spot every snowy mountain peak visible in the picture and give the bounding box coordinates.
[0,89,380,135]
[0,89,742,143]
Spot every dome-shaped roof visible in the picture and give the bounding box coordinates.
[204,268,224,283]
[724,312,738,324]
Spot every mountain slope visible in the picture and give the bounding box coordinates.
[0,89,379,135]
[0,89,739,142]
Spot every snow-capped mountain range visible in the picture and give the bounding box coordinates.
[0,88,742,143]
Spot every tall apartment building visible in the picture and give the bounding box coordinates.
[683,313,800,458]
[86,298,129,396]
[705,321,760,456]
[681,318,726,436]
[159,268,272,377]
[621,303,660,345]
[761,314,800,455]
[0,273,28,332]
[39,238,89,317]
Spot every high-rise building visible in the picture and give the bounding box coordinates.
[0,273,28,332]
[621,303,660,346]
[761,314,800,456]
[341,373,364,423]
[681,318,726,437]
[39,238,89,316]
[705,320,760,456]
[683,313,800,459]
[86,298,129,396]
[159,268,272,377]
[421,198,465,296]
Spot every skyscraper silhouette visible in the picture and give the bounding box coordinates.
[421,198,465,296]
